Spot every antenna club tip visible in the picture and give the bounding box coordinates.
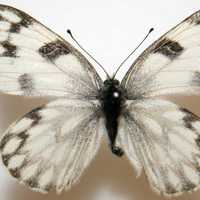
[67,29,72,35]
[149,27,154,33]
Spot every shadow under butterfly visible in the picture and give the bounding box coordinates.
[0,4,200,197]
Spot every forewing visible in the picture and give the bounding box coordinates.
[0,99,103,193]
[0,4,102,98]
[117,99,200,196]
[122,10,200,98]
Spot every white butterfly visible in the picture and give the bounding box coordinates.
[0,4,200,197]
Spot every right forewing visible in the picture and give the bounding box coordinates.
[121,10,200,98]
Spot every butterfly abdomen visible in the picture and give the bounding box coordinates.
[100,79,125,157]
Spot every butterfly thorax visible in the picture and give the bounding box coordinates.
[100,79,126,157]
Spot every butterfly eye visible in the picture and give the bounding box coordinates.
[103,79,112,85]
[113,79,120,85]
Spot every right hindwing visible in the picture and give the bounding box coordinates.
[117,99,200,196]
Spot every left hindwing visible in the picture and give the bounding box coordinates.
[121,10,200,98]
[117,99,200,196]
[0,99,103,193]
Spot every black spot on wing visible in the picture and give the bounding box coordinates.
[182,182,196,192]
[18,131,29,140]
[153,38,184,59]
[43,183,52,192]
[10,23,21,33]
[10,14,32,33]
[1,41,17,57]
[192,71,200,86]
[180,108,200,149]
[0,5,32,33]
[0,107,42,168]
[0,131,28,167]
[25,178,38,188]
[10,168,21,178]
[180,108,199,129]
[24,167,51,191]
[39,40,70,60]
[0,15,5,21]
[165,184,178,195]
[0,134,13,150]
[13,132,28,155]
[196,136,200,148]
[2,154,10,166]
[18,73,34,95]
[195,19,200,25]
[25,107,43,126]
[190,11,200,25]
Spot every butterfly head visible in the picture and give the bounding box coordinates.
[102,79,121,98]
[103,78,119,87]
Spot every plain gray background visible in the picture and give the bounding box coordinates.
[0,0,200,200]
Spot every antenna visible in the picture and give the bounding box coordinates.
[67,29,110,78]
[112,28,154,78]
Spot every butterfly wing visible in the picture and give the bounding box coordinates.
[117,99,200,196]
[0,4,102,98]
[0,99,103,193]
[121,10,200,98]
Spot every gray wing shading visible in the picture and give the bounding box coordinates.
[0,99,103,193]
[121,10,200,99]
[0,4,102,99]
[117,99,200,196]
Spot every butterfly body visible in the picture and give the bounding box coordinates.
[100,79,125,157]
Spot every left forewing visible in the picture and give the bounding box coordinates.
[0,5,102,98]
[118,99,200,196]
[122,10,200,98]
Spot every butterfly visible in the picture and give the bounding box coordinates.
[0,4,200,197]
